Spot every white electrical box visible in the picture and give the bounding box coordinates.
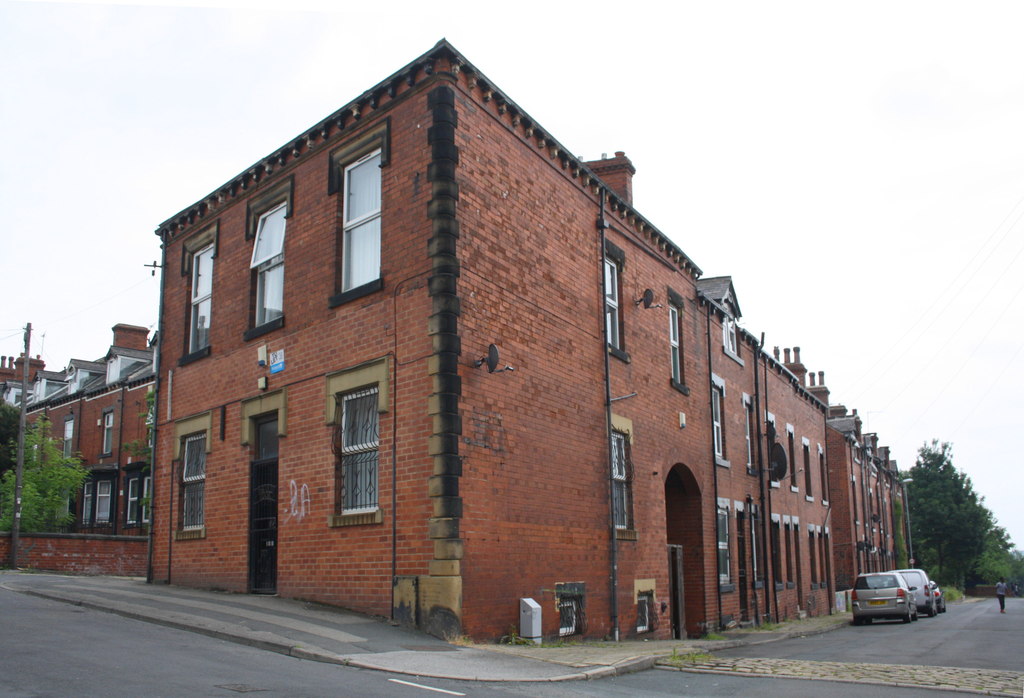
[519,597,542,644]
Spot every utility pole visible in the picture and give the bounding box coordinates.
[10,323,30,569]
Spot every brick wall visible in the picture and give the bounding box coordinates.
[0,533,148,576]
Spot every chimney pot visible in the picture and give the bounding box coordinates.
[794,346,801,363]
[784,347,792,363]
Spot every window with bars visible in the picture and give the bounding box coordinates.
[556,583,586,637]
[335,387,380,513]
[636,590,656,633]
[181,433,206,529]
[611,431,633,530]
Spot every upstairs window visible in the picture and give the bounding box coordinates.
[342,149,382,293]
[102,410,114,455]
[803,439,812,495]
[669,305,682,383]
[711,375,727,462]
[251,203,287,327]
[190,244,214,352]
[604,257,622,350]
[63,417,74,458]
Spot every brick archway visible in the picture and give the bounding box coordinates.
[665,464,705,638]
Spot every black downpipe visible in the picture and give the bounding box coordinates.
[704,302,724,630]
[752,333,770,624]
[597,189,620,641]
[762,350,780,622]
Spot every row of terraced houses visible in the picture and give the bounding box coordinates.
[4,41,910,641]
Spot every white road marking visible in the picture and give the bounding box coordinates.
[387,678,466,695]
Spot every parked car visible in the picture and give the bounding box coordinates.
[851,572,919,624]
[928,580,946,613]
[893,568,937,617]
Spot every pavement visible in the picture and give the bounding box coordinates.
[2,571,1021,695]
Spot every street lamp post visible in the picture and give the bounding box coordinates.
[901,478,914,567]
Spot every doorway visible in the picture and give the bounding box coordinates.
[249,416,278,594]
[664,464,704,638]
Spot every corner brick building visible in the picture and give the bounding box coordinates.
[150,40,839,640]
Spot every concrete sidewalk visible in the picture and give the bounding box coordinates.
[0,570,844,682]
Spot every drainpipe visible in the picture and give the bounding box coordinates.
[752,332,769,625]
[704,302,723,630]
[115,383,126,534]
[147,232,168,584]
[597,188,620,642]
[762,351,780,622]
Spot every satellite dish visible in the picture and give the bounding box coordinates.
[485,344,500,373]
[770,442,788,481]
[641,288,655,309]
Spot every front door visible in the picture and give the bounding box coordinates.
[737,510,749,622]
[668,544,686,639]
[249,417,278,594]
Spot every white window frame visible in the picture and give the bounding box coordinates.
[82,481,94,524]
[190,243,215,352]
[102,411,114,454]
[604,257,621,350]
[96,480,112,523]
[743,394,754,470]
[126,477,140,525]
[669,305,681,383]
[142,475,152,524]
[717,499,731,584]
[181,433,207,529]
[63,417,74,458]
[711,375,726,461]
[342,149,382,292]
[251,202,287,326]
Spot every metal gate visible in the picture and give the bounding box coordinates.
[668,544,686,639]
[249,418,278,594]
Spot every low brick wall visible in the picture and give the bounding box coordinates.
[0,532,148,576]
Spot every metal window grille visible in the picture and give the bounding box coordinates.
[611,432,633,529]
[636,591,658,633]
[556,585,586,637]
[335,388,379,512]
[182,433,206,529]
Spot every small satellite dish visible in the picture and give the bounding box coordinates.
[641,288,655,308]
[485,343,500,373]
[770,442,788,481]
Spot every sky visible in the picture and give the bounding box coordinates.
[2,0,1022,550]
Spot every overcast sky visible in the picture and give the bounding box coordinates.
[2,0,1022,551]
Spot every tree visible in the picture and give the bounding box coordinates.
[907,441,991,588]
[0,416,87,532]
[0,402,19,478]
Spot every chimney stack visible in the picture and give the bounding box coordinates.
[808,369,830,406]
[112,323,150,351]
[782,346,807,385]
[585,151,635,205]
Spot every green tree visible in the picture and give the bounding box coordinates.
[907,441,991,587]
[0,402,19,478]
[971,525,1014,585]
[0,416,87,532]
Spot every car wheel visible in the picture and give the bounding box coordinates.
[912,609,919,621]
[903,610,913,623]
[927,604,936,617]
[852,616,863,626]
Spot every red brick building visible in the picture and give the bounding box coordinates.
[150,40,837,640]
[825,406,908,589]
[27,324,155,534]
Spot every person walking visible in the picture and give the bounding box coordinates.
[995,578,1007,613]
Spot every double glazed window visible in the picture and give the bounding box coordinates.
[251,203,287,327]
[604,257,622,350]
[337,388,380,513]
[342,150,382,292]
[181,433,206,529]
[711,377,726,461]
[102,411,114,455]
[126,474,151,526]
[190,244,214,352]
[62,417,74,458]
[82,482,94,524]
[717,500,731,584]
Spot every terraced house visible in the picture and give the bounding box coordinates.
[150,40,839,640]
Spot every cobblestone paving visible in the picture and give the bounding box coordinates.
[663,657,1024,696]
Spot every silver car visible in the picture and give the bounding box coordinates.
[893,568,937,617]
[851,572,918,625]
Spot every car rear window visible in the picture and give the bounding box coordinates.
[856,575,898,590]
